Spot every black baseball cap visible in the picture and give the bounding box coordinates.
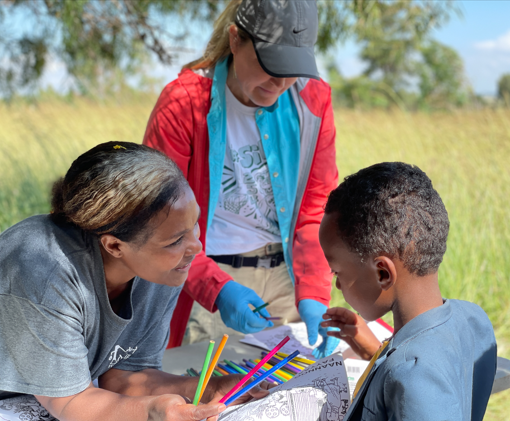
[235,0,320,81]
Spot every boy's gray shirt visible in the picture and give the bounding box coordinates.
[0,215,183,399]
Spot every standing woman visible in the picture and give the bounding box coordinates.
[144,0,339,357]
[0,142,259,421]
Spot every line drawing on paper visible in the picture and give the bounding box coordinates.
[218,355,351,421]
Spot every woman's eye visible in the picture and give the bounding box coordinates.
[166,236,184,248]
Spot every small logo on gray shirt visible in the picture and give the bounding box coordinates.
[108,345,138,369]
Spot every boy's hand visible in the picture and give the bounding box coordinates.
[321,307,382,360]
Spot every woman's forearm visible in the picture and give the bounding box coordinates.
[37,385,152,421]
[36,382,225,421]
[99,368,204,400]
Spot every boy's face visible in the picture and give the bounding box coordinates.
[319,212,391,321]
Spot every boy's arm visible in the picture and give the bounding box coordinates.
[384,362,464,420]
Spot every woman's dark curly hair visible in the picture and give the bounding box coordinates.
[325,162,449,276]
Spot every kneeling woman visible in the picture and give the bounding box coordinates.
[0,142,255,421]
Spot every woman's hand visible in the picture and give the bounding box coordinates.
[148,394,225,421]
[321,307,382,360]
[206,375,273,406]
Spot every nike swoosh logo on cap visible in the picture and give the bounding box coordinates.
[293,28,307,34]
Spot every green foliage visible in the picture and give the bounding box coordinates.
[0,0,215,98]
[1,0,461,100]
[328,2,468,110]
[417,40,470,109]
[498,73,510,105]
[354,1,458,88]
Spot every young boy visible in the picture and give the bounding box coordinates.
[319,162,497,421]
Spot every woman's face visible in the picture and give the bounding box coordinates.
[114,186,202,287]
[228,25,298,107]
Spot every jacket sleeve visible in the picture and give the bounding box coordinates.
[143,78,231,313]
[292,86,338,307]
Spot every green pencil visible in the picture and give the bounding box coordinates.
[193,340,215,405]
[252,302,270,314]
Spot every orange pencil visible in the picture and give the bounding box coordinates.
[198,334,229,402]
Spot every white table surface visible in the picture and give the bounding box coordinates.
[162,336,510,395]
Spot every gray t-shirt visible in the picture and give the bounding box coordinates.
[0,215,183,399]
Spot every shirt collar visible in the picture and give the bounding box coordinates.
[388,299,452,351]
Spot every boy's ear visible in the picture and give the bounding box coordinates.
[374,256,397,290]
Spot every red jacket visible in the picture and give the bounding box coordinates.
[143,66,338,347]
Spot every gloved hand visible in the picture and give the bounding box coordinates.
[215,281,274,334]
[298,299,341,359]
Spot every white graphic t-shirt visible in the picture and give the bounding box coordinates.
[206,86,281,255]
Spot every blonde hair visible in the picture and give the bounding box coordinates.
[51,141,187,245]
[183,0,249,70]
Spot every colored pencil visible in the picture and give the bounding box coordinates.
[253,359,292,380]
[224,360,249,375]
[268,353,305,371]
[252,302,270,314]
[262,352,305,372]
[264,317,282,320]
[263,354,302,373]
[187,369,197,377]
[276,352,315,365]
[219,336,290,404]
[218,363,238,375]
[198,335,229,403]
[224,351,300,405]
[192,340,215,405]
[216,365,230,376]
[243,360,282,384]
[213,369,223,377]
[190,368,200,377]
[267,357,300,374]
[249,360,288,382]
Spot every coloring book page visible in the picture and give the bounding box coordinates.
[218,354,350,421]
[240,321,392,358]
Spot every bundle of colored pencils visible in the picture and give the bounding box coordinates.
[186,351,315,384]
[187,338,316,406]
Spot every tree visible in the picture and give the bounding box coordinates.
[354,1,460,104]
[0,0,459,99]
[497,73,510,105]
[417,40,470,109]
[327,1,464,109]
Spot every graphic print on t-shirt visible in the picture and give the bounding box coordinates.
[220,141,279,236]
[108,345,138,369]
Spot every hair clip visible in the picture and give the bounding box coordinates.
[113,145,127,150]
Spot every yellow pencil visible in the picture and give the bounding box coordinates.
[253,359,292,380]
[272,354,305,370]
[198,334,229,402]
[276,352,316,365]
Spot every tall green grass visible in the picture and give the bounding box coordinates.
[1,99,509,418]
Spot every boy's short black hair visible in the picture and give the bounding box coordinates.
[325,162,449,276]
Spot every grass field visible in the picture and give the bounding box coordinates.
[1,98,509,418]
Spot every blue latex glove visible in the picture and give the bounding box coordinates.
[216,281,274,334]
[298,299,341,359]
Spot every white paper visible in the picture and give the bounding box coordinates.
[240,321,392,359]
[219,354,350,421]
[343,359,370,400]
